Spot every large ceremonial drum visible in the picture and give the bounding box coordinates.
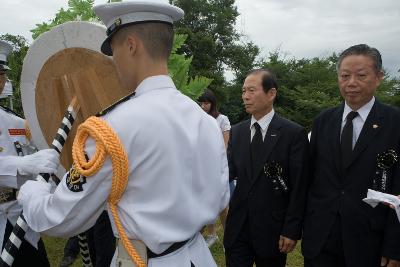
[21,21,130,175]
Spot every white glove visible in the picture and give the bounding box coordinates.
[16,149,59,175]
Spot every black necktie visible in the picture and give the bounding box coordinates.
[251,122,264,178]
[341,111,358,166]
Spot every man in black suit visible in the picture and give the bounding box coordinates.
[302,44,400,267]
[224,69,309,267]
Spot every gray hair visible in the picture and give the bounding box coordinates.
[336,44,382,73]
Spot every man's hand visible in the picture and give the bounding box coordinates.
[279,235,297,253]
[381,257,400,267]
[382,198,399,209]
[389,196,400,209]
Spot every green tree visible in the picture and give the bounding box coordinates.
[171,0,260,108]
[30,0,211,100]
[172,0,239,77]
[376,74,400,107]
[265,52,341,129]
[169,34,212,99]
[0,34,29,116]
[31,0,97,39]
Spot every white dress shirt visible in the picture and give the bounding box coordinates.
[18,75,230,267]
[341,97,375,149]
[250,109,275,141]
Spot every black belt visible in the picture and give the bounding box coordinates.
[0,188,17,204]
[147,238,191,259]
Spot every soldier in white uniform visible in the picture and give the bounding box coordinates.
[17,1,230,267]
[0,40,59,266]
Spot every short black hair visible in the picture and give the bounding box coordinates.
[247,68,278,93]
[337,44,382,72]
[116,22,174,61]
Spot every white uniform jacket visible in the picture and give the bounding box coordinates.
[0,107,40,248]
[18,75,230,266]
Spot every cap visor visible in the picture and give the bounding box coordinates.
[0,65,10,71]
[101,35,113,56]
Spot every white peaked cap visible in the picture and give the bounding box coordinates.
[93,1,184,56]
[0,40,12,71]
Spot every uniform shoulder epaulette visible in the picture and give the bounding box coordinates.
[96,91,136,117]
[0,105,22,118]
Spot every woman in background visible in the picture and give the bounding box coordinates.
[198,89,232,247]
[199,89,230,147]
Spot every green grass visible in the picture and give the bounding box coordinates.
[43,236,81,267]
[43,221,304,267]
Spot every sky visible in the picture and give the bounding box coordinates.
[0,0,399,77]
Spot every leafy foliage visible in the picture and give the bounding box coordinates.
[31,0,98,39]
[172,0,260,102]
[265,52,341,129]
[376,74,400,107]
[169,34,212,99]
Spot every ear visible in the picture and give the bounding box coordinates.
[375,70,384,87]
[377,70,384,81]
[269,88,277,100]
[126,34,138,57]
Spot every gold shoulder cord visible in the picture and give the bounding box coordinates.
[72,116,146,267]
[24,121,32,142]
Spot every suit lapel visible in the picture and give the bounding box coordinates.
[345,101,383,168]
[332,105,344,176]
[250,114,282,187]
[241,120,252,181]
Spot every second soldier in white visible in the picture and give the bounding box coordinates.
[17,1,230,267]
[0,40,58,266]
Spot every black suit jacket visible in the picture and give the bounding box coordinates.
[302,100,400,265]
[224,113,309,257]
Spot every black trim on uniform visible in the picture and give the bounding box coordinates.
[147,238,190,259]
[96,92,136,117]
[0,105,22,118]
[106,20,172,36]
